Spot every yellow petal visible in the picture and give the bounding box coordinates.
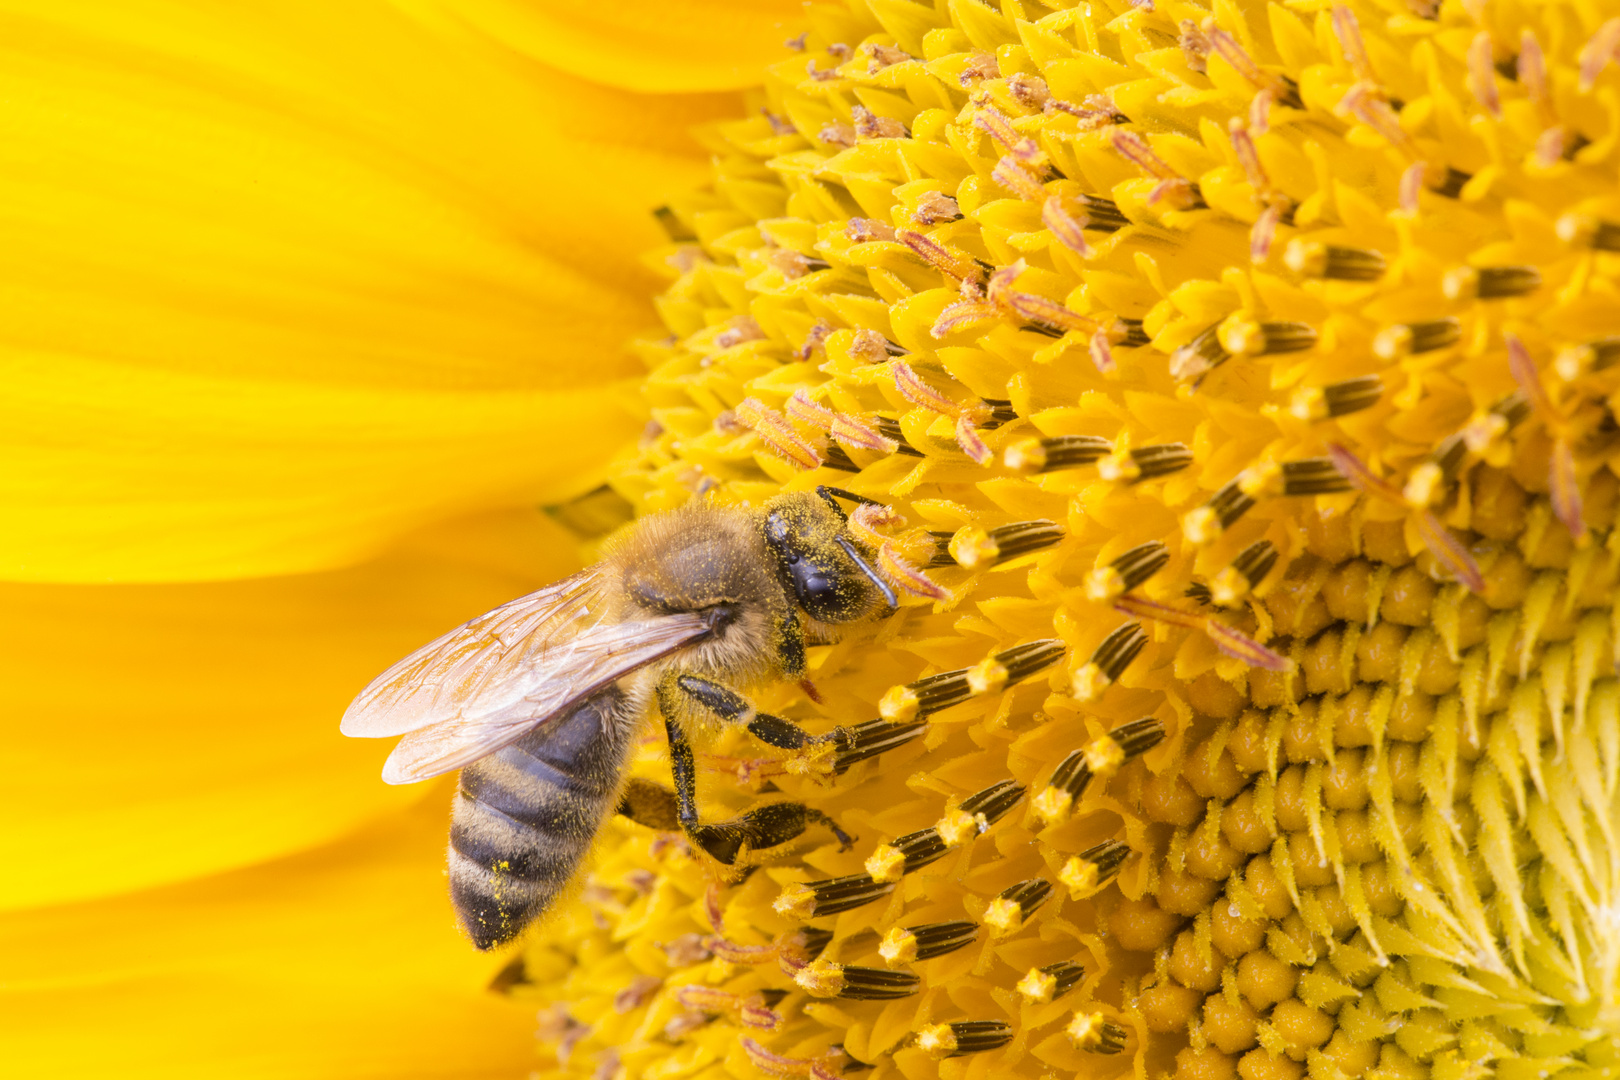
[404,0,805,92]
[0,0,732,581]
[0,792,536,1080]
[0,507,586,911]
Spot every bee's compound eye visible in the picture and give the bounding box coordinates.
[800,573,834,599]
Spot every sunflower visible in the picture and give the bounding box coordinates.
[495,0,1620,1079]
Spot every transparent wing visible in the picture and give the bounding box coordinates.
[374,612,711,784]
[341,571,604,739]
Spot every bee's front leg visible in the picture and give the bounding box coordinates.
[669,673,842,751]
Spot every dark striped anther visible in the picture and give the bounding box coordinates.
[773,873,894,919]
[879,639,1066,721]
[1032,718,1165,825]
[984,878,1053,937]
[1084,540,1170,601]
[879,920,979,965]
[1017,960,1085,1003]
[1003,433,1111,474]
[1069,622,1147,702]
[1058,839,1133,898]
[916,1020,1014,1058]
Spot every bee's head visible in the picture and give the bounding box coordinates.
[761,488,896,624]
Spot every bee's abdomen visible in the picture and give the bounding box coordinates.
[448,690,630,950]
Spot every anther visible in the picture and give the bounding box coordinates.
[1084,541,1171,601]
[1098,443,1194,483]
[1291,374,1383,420]
[947,520,1065,569]
[870,417,923,457]
[911,190,962,225]
[1046,96,1130,130]
[1373,318,1460,360]
[829,718,928,773]
[773,874,894,919]
[1042,197,1092,257]
[1169,323,1230,383]
[865,779,1025,881]
[983,878,1053,937]
[880,640,1065,721]
[1284,240,1387,281]
[1202,20,1303,107]
[738,1037,850,1080]
[879,921,979,965]
[1555,337,1620,381]
[1183,479,1255,542]
[1210,540,1278,605]
[845,217,897,243]
[852,106,907,140]
[1059,839,1133,899]
[1217,316,1317,357]
[1017,960,1085,1004]
[1179,19,1211,74]
[817,121,855,146]
[1579,17,1620,92]
[1033,718,1165,824]
[958,52,999,87]
[1006,72,1050,109]
[1070,622,1147,701]
[1067,1012,1128,1053]
[1327,443,1486,592]
[915,1020,1014,1059]
[1074,193,1130,231]
[1441,265,1542,300]
[1557,213,1620,252]
[863,41,910,70]
[1466,32,1502,118]
[784,390,897,454]
[1004,434,1112,474]
[672,986,781,1030]
[791,958,920,1000]
[1277,458,1354,496]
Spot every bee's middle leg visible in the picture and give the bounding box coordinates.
[659,681,853,865]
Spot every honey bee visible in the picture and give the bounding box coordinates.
[342,488,897,949]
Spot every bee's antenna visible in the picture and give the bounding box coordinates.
[817,485,883,515]
[836,536,898,612]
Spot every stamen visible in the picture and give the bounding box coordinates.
[1067,1012,1128,1053]
[1578,17,1620,92]
[791,958,920,1000]
[1372,318,1461,359]
[1045,96,1127,129]
[1033,718,1166,824]
[1202,20,1303,107]
[880,640,1065,720]
[915,1021,1013,1058]
[1554,337,1620,381]
[1291,374,1383,420]
[1271,457,1354,496]
[1506,333,1584,538]
[1209,540,1279,605]
[1116,595,1291,670]
[793,321,835,362]
[1004,433,1112,474]
[1556,213,1620,252]
[1111,131,1202,210]
[784,390,897,453]
[983,878,1053,937]
[1331,5,1378,84]
[1058,839,1133,898]
[673,986,781,1030]
[895,229,985,284]
[947,520,1065,569]
[1170,323,1230,383]
[817,122,855,147]
[1467,32,1502,117]
[1327,443,1486,592]
[1084,540,1171,601]
[1098,443,1194,483]
[1182,479,1255,542]
[1284,240,1388,281]
[1441,265,1542,300]
[735,397,822,469]
[774,874,894,919]
[958,52,999,87]
[876,541,950,601]
[863,41,911,71]
[879,921,979,965]
[992,155,1047,201]
[1016,960,1085,1004]
[830,719,928,773]
[1072,193,1130,231]
[1179,20,1211,74]
[1070,622,1147,701]
[1042,197,1092,257]
[973,106,1045,167]
[1218,315,1317,357]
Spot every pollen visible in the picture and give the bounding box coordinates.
[511,1,1620,1078]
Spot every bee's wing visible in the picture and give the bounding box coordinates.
[373,612,711,784]
[341,570,607,739]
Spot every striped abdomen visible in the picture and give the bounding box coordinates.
[448,689,632,950]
